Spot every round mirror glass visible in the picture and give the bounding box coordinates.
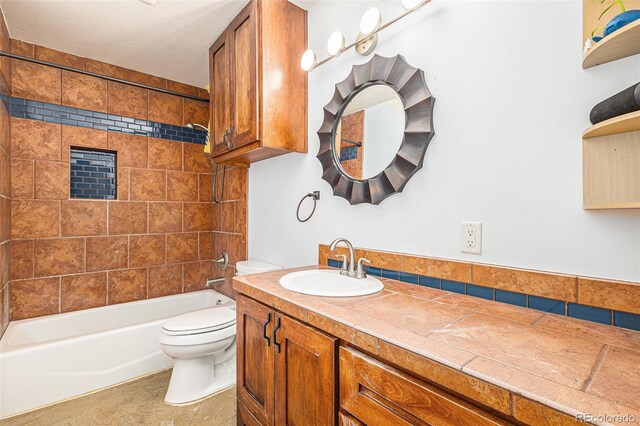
[333,84,405,180]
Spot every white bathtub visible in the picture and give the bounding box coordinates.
[0,289,235,419]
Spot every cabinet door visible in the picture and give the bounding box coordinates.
[237,295,275,425]
[210,30,232,156]
[340,347,511,426]
[274,314,337,426]
[229,0,259,149]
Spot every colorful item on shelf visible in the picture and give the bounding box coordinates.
[604,9,640,36]
[590,82,640,125]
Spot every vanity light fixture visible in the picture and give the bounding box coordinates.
[300,49,317,72]
[301,0,431,72]
[327,31,345,57]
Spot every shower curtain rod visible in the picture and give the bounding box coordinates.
[0,50,210,103]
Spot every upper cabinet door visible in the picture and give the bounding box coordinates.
[274,314,337,426]
[210,31,232,156]
[229,1,259,149]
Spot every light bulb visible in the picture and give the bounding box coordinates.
[360,7,382,35]
[326,31,345,57]
[300,49,316,71]
[402,0,425,10]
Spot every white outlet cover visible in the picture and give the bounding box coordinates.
[461,222,482,254]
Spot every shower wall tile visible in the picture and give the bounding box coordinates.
[34,238,84,276]
[11,39,35,58]
[11,199,60,238]
[183,261,212,292]
[198,174,213,202]
[128,70,167,90]
[167,171,198,202]
[129,234,166,268]
[167,81,200,98]
[35,160,69,199]
[85,59,129,81]
[61,200,108,236]
[61,125,108,158]
[11,60,61,104]
[61,272,107,312]
[107,81,148,120]
[149,138,183,171]
[148,92,183,127]
[11,239,34,280]
[107,268,148,304]
[166,232,198,263]
[129,169,166,201]
[108,201,147,235]
[86,236,128,272]
[35,45,86,70]
[0,12,8,338]
[10,277,60,320]
[184,142,211,173]
[183,99,210,128]
[183,203,212,232]
[62,71,108,112]
[107,132,148,168]
[149,202,182,233]
[11,159,34,198]
[199,232,213,261]
[148,263,183,298]
[11,118,61,161]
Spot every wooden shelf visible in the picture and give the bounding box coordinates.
[583,111,640,139]
[582,19,640,69]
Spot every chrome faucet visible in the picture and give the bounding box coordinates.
[329,238,370,279]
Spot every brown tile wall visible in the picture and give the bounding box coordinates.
[318,244,640,315]
[0,11,10,336]
[6,41,249,321]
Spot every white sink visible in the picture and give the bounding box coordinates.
[279,270,384,297]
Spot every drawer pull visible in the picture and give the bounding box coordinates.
[262,313,271,346]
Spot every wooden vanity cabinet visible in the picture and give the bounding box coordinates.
[236,295,337,425]
[209,0,308,165]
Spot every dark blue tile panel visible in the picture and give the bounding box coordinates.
[365,266,382,277]
[327,259,342,269]
[613,311,640,331]
[70,148,116,200]
[567,303,612,325]
[528,296,565,315]
[399,272,419,285]
[339,146,358,162]
[381,269,398,280]
[495,290,526,307]
[419,276,440,289]
[441,280,465,294]
[10,97,208,145]
[466,284,494,300]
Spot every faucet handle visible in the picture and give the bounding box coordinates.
[355,257,371,279]
[334,254,349,276]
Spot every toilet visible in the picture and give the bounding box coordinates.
[159,260,282,405]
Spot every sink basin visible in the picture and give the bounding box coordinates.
[279,270,384,297]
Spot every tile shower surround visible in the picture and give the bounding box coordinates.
[322,246,640,332]
[6,41,248,321]
[0,10,10,337]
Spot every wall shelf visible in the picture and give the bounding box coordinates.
[582,19,640,69]
[582,111,640,139]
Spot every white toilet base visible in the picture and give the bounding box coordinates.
[164,351,236,405]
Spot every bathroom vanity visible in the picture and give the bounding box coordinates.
[233,267,640,426]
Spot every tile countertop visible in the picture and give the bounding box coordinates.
[233,266,640,426]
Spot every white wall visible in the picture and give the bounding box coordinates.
[362,97,405,178]
[249,0,640,282]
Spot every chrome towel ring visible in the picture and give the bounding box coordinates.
[296,191,320,223]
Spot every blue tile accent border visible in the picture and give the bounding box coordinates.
[70,148,116,200]
[339,146,358,161]
[324,259,640,333]
[9,97,208,145]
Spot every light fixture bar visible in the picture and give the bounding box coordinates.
[305,0,431,71]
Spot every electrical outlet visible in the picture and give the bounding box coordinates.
[461,222,482,254]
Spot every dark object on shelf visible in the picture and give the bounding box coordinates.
[590,82,640,125]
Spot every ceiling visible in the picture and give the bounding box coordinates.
[0,0,321,88]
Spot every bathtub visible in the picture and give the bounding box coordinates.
[0,289,235,419]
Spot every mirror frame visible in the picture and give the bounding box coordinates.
[316,54,435,205]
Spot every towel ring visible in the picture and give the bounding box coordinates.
[296,191,320,223]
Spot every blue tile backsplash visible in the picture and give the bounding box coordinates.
[339,146,358,162]
[325,260,640,332]
[70,148,117,199]
[9,97,208,145]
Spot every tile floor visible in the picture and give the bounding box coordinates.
[3,370,236,425]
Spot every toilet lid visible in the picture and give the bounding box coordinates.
[162,307,236,335]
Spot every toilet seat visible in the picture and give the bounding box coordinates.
[162,307,236,336]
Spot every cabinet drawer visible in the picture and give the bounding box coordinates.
[339,347,511,426]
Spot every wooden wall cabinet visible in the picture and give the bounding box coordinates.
[209,0,308,165]
[236,295,336,425]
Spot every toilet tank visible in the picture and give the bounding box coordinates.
[236,260,282,276]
